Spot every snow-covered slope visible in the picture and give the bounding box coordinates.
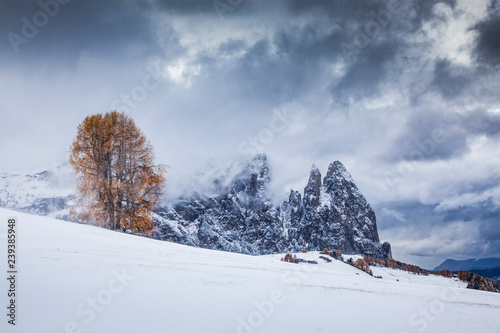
[1,208,499,333]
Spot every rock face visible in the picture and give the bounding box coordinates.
[154,154,282,254]
[154,155,391,259]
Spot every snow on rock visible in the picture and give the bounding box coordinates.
[156,156,392,259]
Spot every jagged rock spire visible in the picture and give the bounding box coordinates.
[303,164,321,209]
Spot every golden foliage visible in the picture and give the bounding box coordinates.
[354,258,373,276]
[283,253,296,263]
[441,269,453,278]
[458,271,473,282]
[363,256,428,275]
[69,111,166,234]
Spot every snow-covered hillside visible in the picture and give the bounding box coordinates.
[0,164,74,219]
[1,208,499,333]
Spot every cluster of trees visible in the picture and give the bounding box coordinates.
[442,269,453,278]
[362,256,429,275]
[361,257,499,293]
[467,274,499,292]
[354,258,373,276]
[457,271,499,293]
[362,256,386,267]
[401,263,429,275]
[457,271,474,281]
[69,111,166,234]
[322,248,342,259]
[426,269,453,277]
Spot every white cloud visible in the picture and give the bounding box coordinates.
[381,208,407,222]
[417,0,489,66]
[435,186,500,212]
[165,60,201,88]
[385,220,486,265]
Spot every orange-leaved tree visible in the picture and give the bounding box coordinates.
[69,111,166,234]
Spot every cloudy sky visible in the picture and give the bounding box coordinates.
[1,0,499,268]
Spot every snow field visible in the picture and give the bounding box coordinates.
[0,208,499,333]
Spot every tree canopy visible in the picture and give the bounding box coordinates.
[69,111,166,234]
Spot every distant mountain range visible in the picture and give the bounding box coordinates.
[434,258,500,281]
[0,155,392,259]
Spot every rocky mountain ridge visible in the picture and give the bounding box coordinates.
[154,155,391,259]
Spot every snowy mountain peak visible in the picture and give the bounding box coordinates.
[230,154,271,199]
[325,160,355,184]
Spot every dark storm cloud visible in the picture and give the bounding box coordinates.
[149,0,264,18]
[217,39,247,55]
[180,38,299,111]
[150,0,217,14]
[431,59,471,100]
[387,108,468,162]
[376,201,440,229]
[272,23,342,63]
[285,0,456,25]
[174,0,431,110]
[285,0,404,105]
[465,108,500,136]
[387,108,500,162]
[442,200,500,254]
[0,0,162,65]
[441,197,500,223]
[472,0,500,67]
[286,0,391,22]
[410,0,457,23]
[143,0,463,112]
[283,0,460,106]
[181,21,342,110]
[330,40,399,104]
[377,198,500,261]
[479,213,500,252]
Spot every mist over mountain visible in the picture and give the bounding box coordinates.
[0,163,75,219]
